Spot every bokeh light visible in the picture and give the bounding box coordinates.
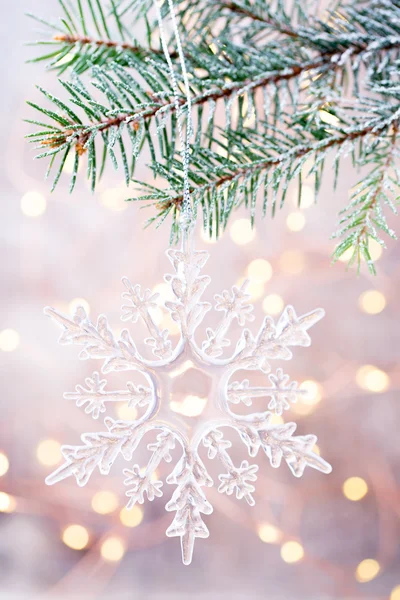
[257,523,282,544]
[237,277,264,301]
[280,541,304,563]
[358,290,386,315]
[170,395,207,417]
[355,559,380,582]
[116,404,138,421]
[91,490,119,515]
[0,329,20,352]
[230,219,256,245]
[62,524,90,550]
[100,537,126,562]
[292,379,322,416]
[119,506,143,528]
[100,188,128,211]
[342,477,368,501]
[356,365,389,393]
[36,439,61,467]
[0,452,9,477]
[247,258,273,283]
[262,294,284,315]
[20,191,47,217]
[0,492,16,513]
[68,298,90,314]
[286,211,306,232]
[391,585,400,600]
[279,250,305,274]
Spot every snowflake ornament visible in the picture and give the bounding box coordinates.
[44,226,332,565]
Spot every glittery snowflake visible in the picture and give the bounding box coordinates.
[44,228,332,565]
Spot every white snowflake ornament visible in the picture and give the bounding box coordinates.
[44,226,332,565]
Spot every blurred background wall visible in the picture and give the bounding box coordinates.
[1,1,400,599]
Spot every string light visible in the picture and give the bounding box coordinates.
[0,452,9,476]
[356,365,389,393]
[230,219,256,245]
[355,559,380,582]
[100,537,126,562]
[246,259,273,283]
[391,585,400,600]
[262,294,284,315]
[91,490,119,515]
[36,439,61,467]
[0,329,20,352]
[286,211,306,232]
[20,191,47,217]
[0,492,16,513]
[342,477,368,501]
[69,298,90,314]
[358,290,386,315]
[119,506,143,528]
[280,540,304,563]
[257,523,282,544]
[279,250,305,275]
[62,524,90,550]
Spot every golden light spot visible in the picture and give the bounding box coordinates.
[153,283,174,302]
[21,191,47,217]
[358,290,386,315]
[390,585,400,600]
[119,506,143,528]
[343,477,368,501]
[100,188,127,212]
[258,523,282,544]
[270,414,284,425]
[247,259,273,283]
[116,405,138,421]
[151,307,164,326]
[230,219,256,245]
[280,541,304,563]
[170,395,207,417]
[68,298,90,315]
[262,294,284,316]
[292,185,314,209]
[338,247,354,263]
[100,536,126,562]
[368,239,383,262]
[279,250,305,275]
[237,278,264,302]
[355,559,380,583]
[356,365,389,393]
[286,211,306,232]
[64,152,83,175]
[162,315,181,336]
[0,329,20,352]
[0,452,9,477]
[36,439,62,467]
[62,524,89,550]
[313,444,320,456]
[200,228,217,244]
[91,490,119,515]
[319,110,340,127]
[291,380,322,416]
[0,492,16,513]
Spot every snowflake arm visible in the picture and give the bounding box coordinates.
[64,371,152,419]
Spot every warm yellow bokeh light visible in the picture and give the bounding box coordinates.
[100,188,127,211]
[237,278,264,302]
[338,247,354,263]
[391,585,400,600]
[21,191,47,217]
[200,228,217,244]
[313,444,320,456]
[170,395,207,417]
[270,414,284,425]
[91,490,119,515]
[280,541,304,563]
[120,505,144,528]
[292,185,314,209]
[36,439,62,467]
[342,477,368,501]
[358,290,386,315]
[116,404,138,421]
[356,365,389,393]
[262,294,284,315]
[291,379,323,416]
[0,329,20,352]
[100,537,126,562]
[230,219,256,245]
[0,452,9,477]
[258,523,282,544]
[279,250,305,275]
[62,524,90,550]
[247,259,273,283]
[0,492,16,513]
[286,211,306,232]
[69,298,90,315]
[355,559,380,582]
[368,239,383,261]
[153,283,175,302]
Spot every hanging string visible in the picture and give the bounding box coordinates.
[153,0,193,230]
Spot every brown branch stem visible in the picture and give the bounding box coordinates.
[54,33,178,58]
